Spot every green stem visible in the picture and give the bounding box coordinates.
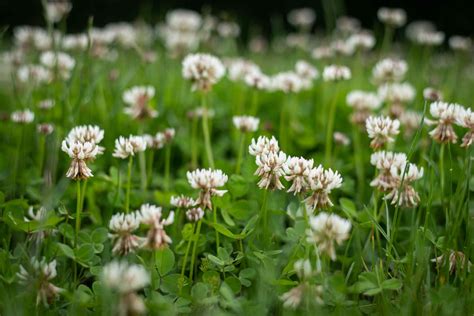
[139,150,147,190]
[261,190,269,243]
[191,117,198,169]
[75,180,82,247]
[38,135,46,177]
[279,99,286,150]
[189,220,202,281]
[179,223,195,293]
[213,206,220,253]
[325,84,340,166]
[381,25,394,54]
[250,90,259,115]
[352,126,365,201]
[125,156,133,213]
[164,145,171,191]
[201,94,215,168]
[235,133,245,174]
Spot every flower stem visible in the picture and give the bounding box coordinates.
[325,84,340,166]
[179,223,195,293]
[125,156,133,213]
[75,180,82,247]
[139,150,147,190]
[352,126,365,201]
[260,190,269,244]
[201,94,215,168]
[213,205,220,253]
[189,220,202,281]
[191,117,198,169]
[164,145,171,191]
[235,133,245,174]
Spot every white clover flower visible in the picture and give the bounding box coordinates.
[347,31,376,51]
[182,53,226,92]
[40,51,75,79]
[295,60,319,81]
[294,259,312,280]
[365,116,400,149]
[38,99,55,110]
[102,261,149,316]
[287,8,316,30]
[37,123,54,135]
[187,169,228,209]
[244,70,271,90]
[254,149,287,191]
[378,82,416,104]
[272,71,304,93]
[249,135,280,157]
[186,207,205,222]
[331,39,355,56]
[17,257,62,306]
[322,65,351,82]
[17,64,51,84]
[334,132,350,146]
[370,151,408,191]
[384,162,423,207]
[311,46,334,60]
[405,21,436,43]
[423,87,443,102]
[62,34,88,50]
[170,195,197,208]
[66,125,105,154]
[113,135,147,159]
[109,212,142,255]
[399,110,422,136]
[166,9,202,32]
[432,250,472,274]
[44,0,72,23]
[283,156,313,195]
[449,36,472,52]
[305,165,343,211]
[61,140,99,180]
[336,16,361,34]
[456,107,474,147]
[428,101,463,144]
[346,90,382,125]
[412,30,444,46]
[188,107,215,119]
[377,7,406,27]
[226,58,260,82]
[306,212,351,260]
[11,109,34,124]
[280,285,304,309]
[217,21,240,38]
[372,58,408,84]
[122,86,157,120]
[138,204,174,249]
[233,115,259,133]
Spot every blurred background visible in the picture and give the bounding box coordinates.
[1,0,473,36]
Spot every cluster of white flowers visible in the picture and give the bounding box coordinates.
[322,65,351,82]
[365,116,400,149]
[226,58,261,82]
[304,165,343,211]
[306,212,351,260]
[449,36,472,52]
[159,9,202,56]
[457,107,474,147]
[311,46,334,60]
[347,31,376,51]
[372,58,408,84]
[346,90,382,125]
[11,109,35,124]
[423,87,443,102]
[102,261,149,315]
[37,123,55,135]
[405,21,436,43]
[38,99,55,110]
[61,125,104,180]
[377,7,407,27]
[336,16,361,35]
[182,53,226,92]
[217,21,240,38]
[169,195,203,222]
[13,26,56,51]
[377,82,416,117]
[413,30,445,46]
[271,71,304,93]
[40,51,76,80]
[17,64,52,84]
[370,151,423,207]
[233,115,260,133]
[187,169,228,210]
[122,86,158,120]
[283,157,314,195]
[113,135,147,159]
[62,34,88,51]
[17,257,62,306]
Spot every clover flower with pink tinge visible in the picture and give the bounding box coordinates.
[370,151,407,191]
[249,136,287,190]
[122,86,157,120]
[186,207,205,222]
[423,87,443,102]
[378,82,416,117]
[372,58,408,84]
[283,156,314,195]
[109,212,143,255]
[244,70,271,90]
[65,125,105,154]
[186,168,228,210]
[456,107,474,147]
[61,140,99,180]
[138,204,174,249]
[170,195,197,208]
[304,165,343,211]
[295,60,319,88]
[365,115,400,149]
[346,90,382,125]
[113,135,147,159]
[306,212,351,260]
[271,71,304,93]
[182,53,226,92]
[384,162,423,208]
[37,123,54,135]
[427,101,463,144]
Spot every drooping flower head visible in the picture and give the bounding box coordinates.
[61,140,99,180]
[182,53,226,92]
[186,169,228,209]
[112,135,147,159]
[377,7,407,27]
[322,65,351,82]
[138,204,174,249]
[305,165,343,211]
[233,115,260,133]
[122,86,157,120]
[346,90,382,126]
[428,101,463,144]
[456,107,474,147]
[283,156,314,195]
[109,212,142,255]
